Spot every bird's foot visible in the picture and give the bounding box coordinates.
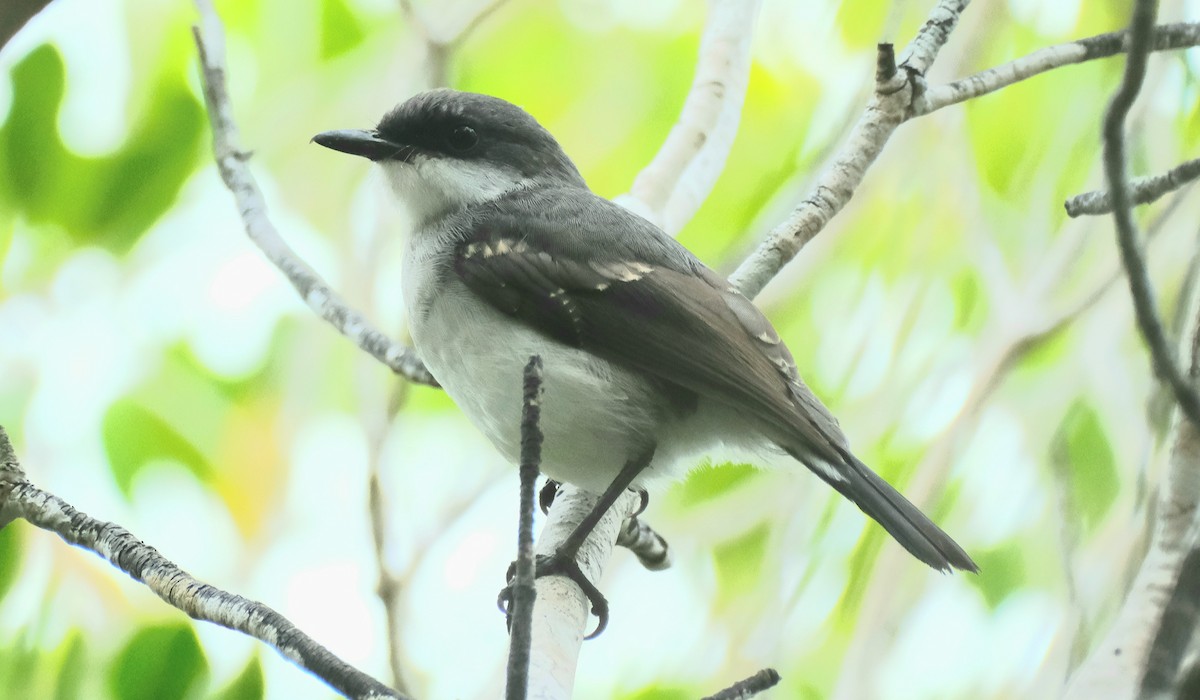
[497,549,610,639]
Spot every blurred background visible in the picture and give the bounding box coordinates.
[2,0,1200,697]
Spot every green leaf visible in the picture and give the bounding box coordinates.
[1051,400,1119,532]
[966,542,1025,608]
[84,79,204,252]
[0,525,21,602]
[108,623,207,700]
[673,462,759,507]
[713,523,769,602]
[0,43,204,253]
[102,399,214,496]
[320,0,366,59]
[0,44,68,219]
[950,267,988,333]
[53,633,86,700]
[621,686,694,700]
[213,655,264,700]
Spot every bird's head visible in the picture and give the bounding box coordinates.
[313,89,585,223]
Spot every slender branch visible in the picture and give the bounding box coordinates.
[701,668,781,700]
[398,0,510,87]
[615,515,672,571]
[920,23,1200,114]
[897,0,971,76]
[1066,155,1200,217]
[615,0,762,235]
[1102,0,1200,430]
[365,380,413,695]
[505,356,544,700]
[0,427,405,700]
[444,0,509,50]
[191,0,436,387]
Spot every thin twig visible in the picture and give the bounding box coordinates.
[1101,0,1200,428]
[366,380,413,695]
[730,0,971,299]
[1066,155,1200,217]
[505,356,544,700]
[919,23,1200,114]
[701,668,782,700]
[191,0,436,386]
[0,427,405,700]
[615,515,672,571]
[398,0,511,87]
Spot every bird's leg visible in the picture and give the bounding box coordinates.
[500,447,655,639]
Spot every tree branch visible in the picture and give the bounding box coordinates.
[1101,0,1200,430]
[0,426,405,700]
[504,356,544,700]
[191,0,436,387]
[1066,155,1200,217]
[615,0,762,235]
[919,23,1200,114]
[498,487,642,697]
[701,668,781,700]
[398,0,511,87]
[615,514,672,571]
[729,0,973,298]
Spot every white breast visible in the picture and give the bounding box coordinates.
[400,223,756,494]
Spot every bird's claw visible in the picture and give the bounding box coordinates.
[497,551,611,639]
[539,479,562,514]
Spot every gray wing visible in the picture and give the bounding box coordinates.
[454,190,977,572]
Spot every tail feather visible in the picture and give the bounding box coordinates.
[791,449,978,573]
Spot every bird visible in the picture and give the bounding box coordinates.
[313,89,977,634]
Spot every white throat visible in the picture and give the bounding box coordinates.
[379,155,529,225]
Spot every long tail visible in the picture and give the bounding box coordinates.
[789,448,978,573]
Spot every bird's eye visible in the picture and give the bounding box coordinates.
[445,125,479,152]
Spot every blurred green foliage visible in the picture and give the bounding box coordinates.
[108,624,207,700]
[0,526,20,603]
[213,657,264,700]
[0,631,88,700]
[1052,400,1120,533]
[0,45,203,255]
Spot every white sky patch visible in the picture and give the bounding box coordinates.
[877,580,988,698]
[899,365,973,441]
[283,561,377,663]
[442,529,500,591]
[955,405,1042,546]
[1008,0,1080,36]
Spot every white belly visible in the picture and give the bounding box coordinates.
[410,277,674,492]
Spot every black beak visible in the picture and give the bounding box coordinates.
[311,129,409,161]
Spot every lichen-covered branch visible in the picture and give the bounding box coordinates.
[919,23,1200,114]
[192,0,436,386]
[1066,155,1200,217]
[0,427,405,700]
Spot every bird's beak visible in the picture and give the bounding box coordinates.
[311,129,408,161]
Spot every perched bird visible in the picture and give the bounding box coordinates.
[313,89,976,632]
